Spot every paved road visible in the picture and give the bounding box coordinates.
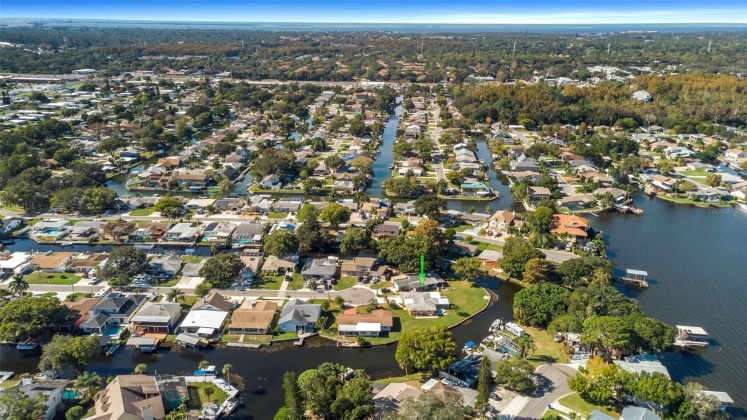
[429,101,446,181]
[515,364,577,420]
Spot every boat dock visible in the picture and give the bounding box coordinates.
[613,203,644,216]
[674,325,710,348]
[226,342,261,349]
[618,269,650,288]
[293,332,316,347]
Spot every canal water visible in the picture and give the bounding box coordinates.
[367,97,402,198]
[0,278,519,420]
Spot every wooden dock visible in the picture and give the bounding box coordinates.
[618,269,650,288]
[226,342,261,349]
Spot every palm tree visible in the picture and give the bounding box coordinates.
[35,266,43,280]
[8,274,29,295]
[166,288,184,302]
[222,364,233,385]
[134,364,147,374]
[199,360,209,370]
[515,335,537,359]
[74,372,103,402]
[210,244,218,256]
[334,295,346,309]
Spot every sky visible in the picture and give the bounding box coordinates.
[1,0,746,24]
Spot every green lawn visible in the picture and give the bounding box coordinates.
[334,276,357,291]
[272,331,299,341]
[287,273,305,290]
[372,372,428,385]
[182,255,203,263]
[129,208,157,216]
[522,326,568,367]
[190,383,228,406]
[342,281,490,345]
[158,278,180,287]
[24,272,81,285]
[541,408,566,419]
[0,379,20,390]
[177,295,200,307]
[267,212,288,219]
[558,393,620,418]
[657,194,733,208]
[253,275,285,290]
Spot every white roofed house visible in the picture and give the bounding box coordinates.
[162,223,201,243]
[177,293,232,337]
[31,219,71,236]
[391,272,446,292]
[632,90,652,102]
[202,222,237,244]
[131,302,182,334]
[185,198,216,211]
[260,174,283,190]
[399,292,450,317]
[301,257,338,281]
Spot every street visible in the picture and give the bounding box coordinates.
[513,363,577,419]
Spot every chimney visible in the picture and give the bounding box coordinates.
[141,405,153,420]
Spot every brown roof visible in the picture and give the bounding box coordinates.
[229,301,277,329]
[29,252,75,269]
[65,252,108,268]
[337,309,394,328]
[192,292,233,312]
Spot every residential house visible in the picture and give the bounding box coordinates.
[613,354,670,379]
[277,298,322,333]
[632,90,652,102]
[130,222,171,241]
[594,187,628,203]
[340,257,377,277]
[81,293,148,334]
[619,406,660,420]
[724,149,747,161]
[65,252,107,274]
[557,193,597,209]
[90,375,166,420]
[239,252,264,282]
[394,200,417,216]
[178,293,232,337]
[400,292,450,317]
[391,272,446,292]
[337,309,394,337]
[214,197,245,212]
[181,260,206,278]
[162,223,201,243]
[28,252,76,272]
[448,241,480,256]
[477,250,503,269]
[260,174,283,190]
[0,217,23,234]
[68,220,106,239]
[460,182,491,197]
[511,154,539,172]
[233,222,265,248]
[131,302,182,333]
[528,186,552,201]
[301,257,338,280]
[488,210,524,232]
[31,219,71,235]
[176,170,209,189]
[227,300,278,334]
[260,255,297,274]
[373,222,400,239]
[651,175,678,192]
[551,214,591,242]
[274,197,305,213]
[202,222,237,243]
[2,379,71,420]
[185,198,216,211]
[146,255,183,278]
[373,383,422,418]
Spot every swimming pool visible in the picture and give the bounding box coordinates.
[102,325,126,338]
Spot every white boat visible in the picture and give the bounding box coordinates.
[60,241,74,246]
[221,398,239,416]
[16,341,38,350]
[737,203,747,212]
[489,319,503,332]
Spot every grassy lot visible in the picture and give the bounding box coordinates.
[220,334,242,343]
[182,255,203,263]
[190,383,228,406]
[0,379,20,390]
[177,295,200,307]
[522,326,568,367]
[158,278,180,287]
[541,408,566,419]
[267,212,289,219]
[287,273,305,290]
[24,272,81,285]
[372,373,428,385]
[1,205,24,213]
[680,170,716,178]
[334,281,490,345]
[334,276,357,291]
[558,393,620,418]
[657,194,733,208]
[272,331,299,341]
[129,208,157,216]
[243,334,273,344]
[253,275,284,290]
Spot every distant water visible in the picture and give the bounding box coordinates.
[1,19,746,33]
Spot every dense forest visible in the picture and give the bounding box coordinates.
[441,73,747,129]
[1,27,746,80]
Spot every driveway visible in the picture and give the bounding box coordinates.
[514,363,577,419]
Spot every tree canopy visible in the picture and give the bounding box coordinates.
[198,253,245,288]
[395,326,457,374]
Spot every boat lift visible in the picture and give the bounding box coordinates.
[619,269,649,288]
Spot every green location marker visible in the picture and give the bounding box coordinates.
[419,254,426,287]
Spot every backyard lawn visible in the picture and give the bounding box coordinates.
[558,393,620,418]
[286,273,305,290]
[334,276,357,291]
[24,273,81,285]
[182,255,203,263]
[189,383,228,407]
[267,212,288,219]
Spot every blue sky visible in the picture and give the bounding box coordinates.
[2,0,746,24]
